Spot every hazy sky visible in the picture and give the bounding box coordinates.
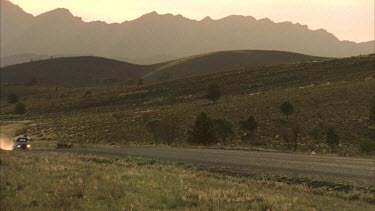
[8,0,375,42]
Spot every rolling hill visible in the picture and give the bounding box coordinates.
[1,50,327,86]
[1,54,373,155]
[144,50,326,81]
[0,56,152,86]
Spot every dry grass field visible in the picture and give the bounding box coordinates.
[1,151,374,210]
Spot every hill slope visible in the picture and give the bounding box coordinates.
[144,50,326,81]
[0,56,150,86]
[1,50,329,86]
[2,55,373,155]
[1,0,374,61]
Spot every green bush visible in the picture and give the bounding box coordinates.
[14,102,26,114]
[213,118,234,145]
[189,112,217,146]
[360,140,375,154]
[7,93,18,104]
[280,101,294,119]
[207,83,221,103]
[56,142,73,149]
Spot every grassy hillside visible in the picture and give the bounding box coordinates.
[144,50,326,81]
[0,55,374,154]
[0,56,151,86]
[1,50,326,86]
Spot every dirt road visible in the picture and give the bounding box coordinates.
[56,147,374,187]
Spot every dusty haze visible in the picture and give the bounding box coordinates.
[1,0,374,65]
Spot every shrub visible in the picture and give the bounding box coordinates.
[7,93,18,104]
[14,103,26,114]
[189,112,217,146]
[146,119,161,146]
[56,142,73,149]
[85,90,93,96]
[326,127,340,151]
[213,118,234,145]
[240,116,258,142]
[159,114,180,146]
[360,140,375,154]
[137,78,144,86]
[280,101,294,119]
[207,83,221,103]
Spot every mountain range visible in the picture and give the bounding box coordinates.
[1,0,374,65]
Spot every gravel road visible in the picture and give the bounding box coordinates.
[56,147,374,187]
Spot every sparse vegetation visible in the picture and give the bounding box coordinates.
[0,55,374,154]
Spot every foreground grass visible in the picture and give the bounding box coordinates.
[0,151,373,211]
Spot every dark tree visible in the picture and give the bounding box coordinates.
[189,112,217,146]
[240,116,258,142]
[30,76,38,85]
[326,127,340,151]
[85,90,93,96]
[280,101,294,119]
[240,116,258,132]
[146,119,161,146]
[14,102,26,114]
[159,114,180,146]
[213,118,234,145]
[7,93,18,104]
[291,123,301,152]
[207,83,221,103]
[137,78,144,86]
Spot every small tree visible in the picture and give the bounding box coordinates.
[213,119,234,145]
[159,114,180,146]
[137,78,144,86]
[14,102,26,114]
[7,93,18,104]
[189,112,217,146]
[280,101,294,119]
[240,116,258,142]
[308,123,325,151]
[30,76,38,85]
[146,119,161,146]
[207,83,221,103]
[85,90,93,96]
[326,127,340,151]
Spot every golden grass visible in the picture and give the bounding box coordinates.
[1,151,373,210]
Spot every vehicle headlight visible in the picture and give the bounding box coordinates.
[26,145,31,148]
[17,145,21,148]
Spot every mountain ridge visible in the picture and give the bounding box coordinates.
[1,0,374,61]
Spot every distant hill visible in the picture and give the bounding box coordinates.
[1,0,374,62]
[1,50,330,86]
[144,50,326,81]
[0,56,151,86]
